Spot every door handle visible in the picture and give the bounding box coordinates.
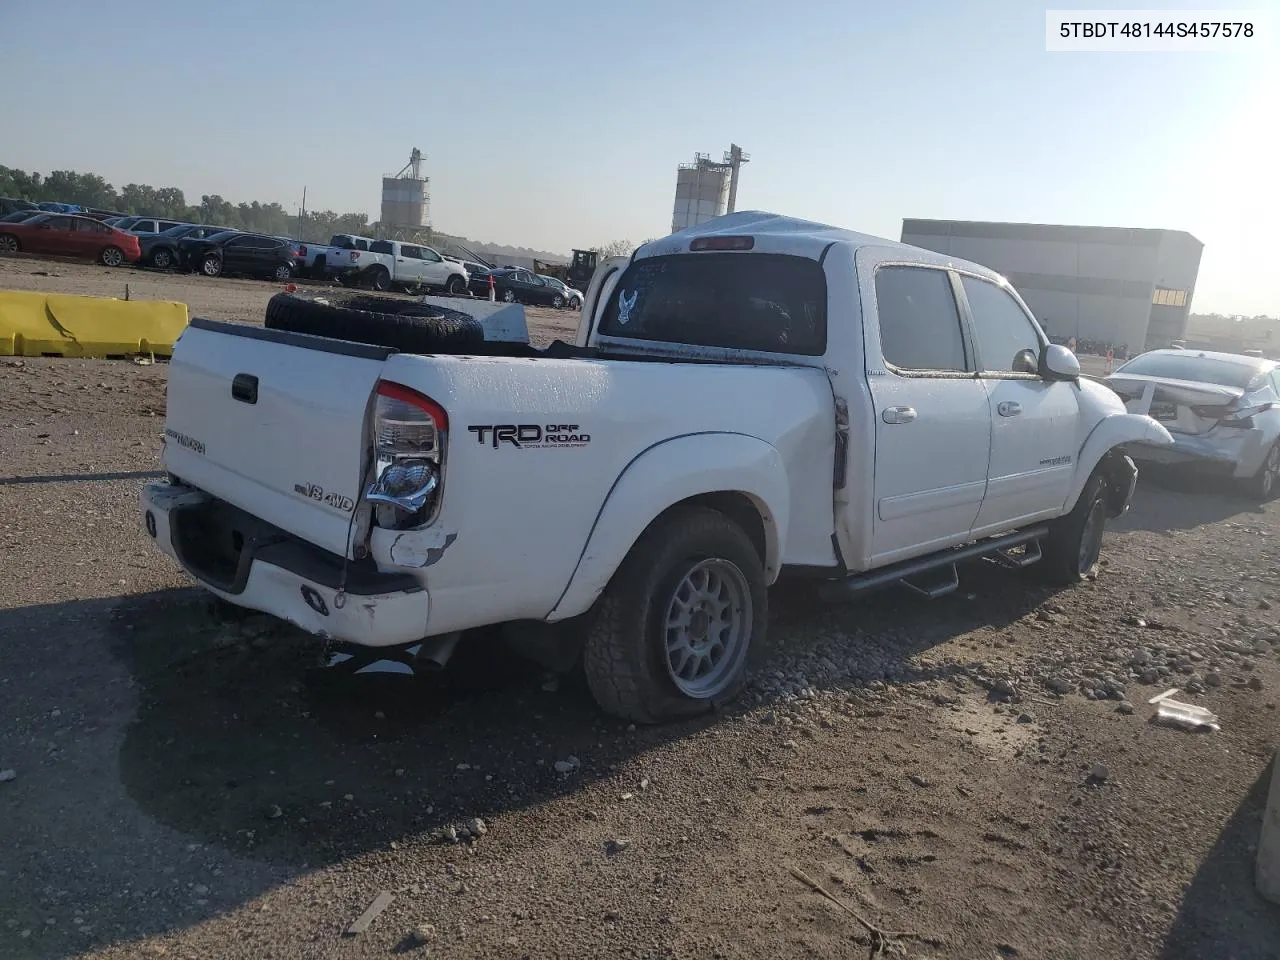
[997,401,1022,417]
[882,406,917,424]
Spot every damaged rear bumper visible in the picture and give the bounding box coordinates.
[1125,427,1267,479]
[140,482,431,647]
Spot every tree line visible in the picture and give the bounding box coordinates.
[0,164,370,242]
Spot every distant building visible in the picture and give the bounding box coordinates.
[900,219,1203,351]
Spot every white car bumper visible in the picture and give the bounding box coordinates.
[140,482,431,648]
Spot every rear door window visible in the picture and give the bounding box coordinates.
[371,240,393,255]
[597,253,827,355]
[873,266,970,373]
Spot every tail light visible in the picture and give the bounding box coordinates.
[349,251,360,262]
[1192,401,1278,429]
[364,380,447,528]
[297,244,308,257]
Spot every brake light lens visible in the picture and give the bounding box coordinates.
[690,235,754,252]
[297,244,307,257]
[365,381,447,526]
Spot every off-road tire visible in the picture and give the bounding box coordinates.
[263,292,486,354]
[1040,471,1108,585]
[582,506,767,724]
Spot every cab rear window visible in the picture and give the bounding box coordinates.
[597,253,827,355]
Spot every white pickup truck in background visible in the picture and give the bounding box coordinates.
[330,238,469,295]
[140,211,1172,723]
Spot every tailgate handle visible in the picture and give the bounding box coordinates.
[231,373,259,405]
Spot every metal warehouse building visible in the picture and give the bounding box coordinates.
[900,219,1203,352]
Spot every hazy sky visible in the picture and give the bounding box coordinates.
[1,0,1276,314]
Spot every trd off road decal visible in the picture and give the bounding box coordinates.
[293,481,355,513]
[467,425,590,449]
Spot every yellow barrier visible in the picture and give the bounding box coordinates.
[0,289,189,358]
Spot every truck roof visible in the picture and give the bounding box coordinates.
[642,210,1006,284]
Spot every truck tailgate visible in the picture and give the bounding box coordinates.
[163,320,388,558]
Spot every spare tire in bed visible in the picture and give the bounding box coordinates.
[264,292,486,354]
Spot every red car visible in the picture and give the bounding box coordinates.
[0,213,142,267]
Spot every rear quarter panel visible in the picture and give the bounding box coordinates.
[372,353,837,635]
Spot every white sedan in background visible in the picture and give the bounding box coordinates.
[1107,349,1280,499]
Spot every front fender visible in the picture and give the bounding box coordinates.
[546,432,790,622]
[1064,412,1173,511]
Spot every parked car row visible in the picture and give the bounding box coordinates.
[0,198,586,304]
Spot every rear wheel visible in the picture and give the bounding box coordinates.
[201,255,222,277]
[502,287,516,303]
[0,234,20,253]
[151,248,174,269]
[1041,472,1108,585]
[100,246,124,267]
[274,263,293,282]
[552,293,565,308]
[367,266,390,292]
[1246,441,1280,501]
[582,506,766,723]
[446,274,467,296]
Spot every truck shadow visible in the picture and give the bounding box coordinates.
[0,565,1064,958]
[1159,754,1280,959]
[108,563,1053,872]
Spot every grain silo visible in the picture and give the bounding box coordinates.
[670,144,749,234]
[380,148,430,233]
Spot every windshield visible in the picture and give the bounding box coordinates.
[597,252,827,355]
[1116,353,1264,389]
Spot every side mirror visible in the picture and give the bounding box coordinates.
[1040,343,1081,382]
[1012,348,1039,375]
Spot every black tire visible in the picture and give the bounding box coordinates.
[552,294,565,308]
[446,274,467,296]
[263,292,486,354]
[1041,471,1108,585]
[151,247,174,270]
[367,266,390,292]
[582,506,767,724]
[0,234,21,253]
[502,287,516,303]
[1245,441,1280,501]
[200,255,222,277]
[100,245,125,267]
[274,263,293,282]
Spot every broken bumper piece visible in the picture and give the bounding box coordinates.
[139,482,430,647]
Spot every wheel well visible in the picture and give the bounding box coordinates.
[663,492,767,565]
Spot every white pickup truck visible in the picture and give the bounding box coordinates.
[327,238,469,295]
[140,211,1173,723]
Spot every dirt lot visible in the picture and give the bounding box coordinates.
[1,255,1278,960]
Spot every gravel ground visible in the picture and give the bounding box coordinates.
[1,255,1278,959]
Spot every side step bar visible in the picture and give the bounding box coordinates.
[818,527,1049,602]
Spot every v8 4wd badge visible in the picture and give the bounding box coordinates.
[294,481,355,513]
